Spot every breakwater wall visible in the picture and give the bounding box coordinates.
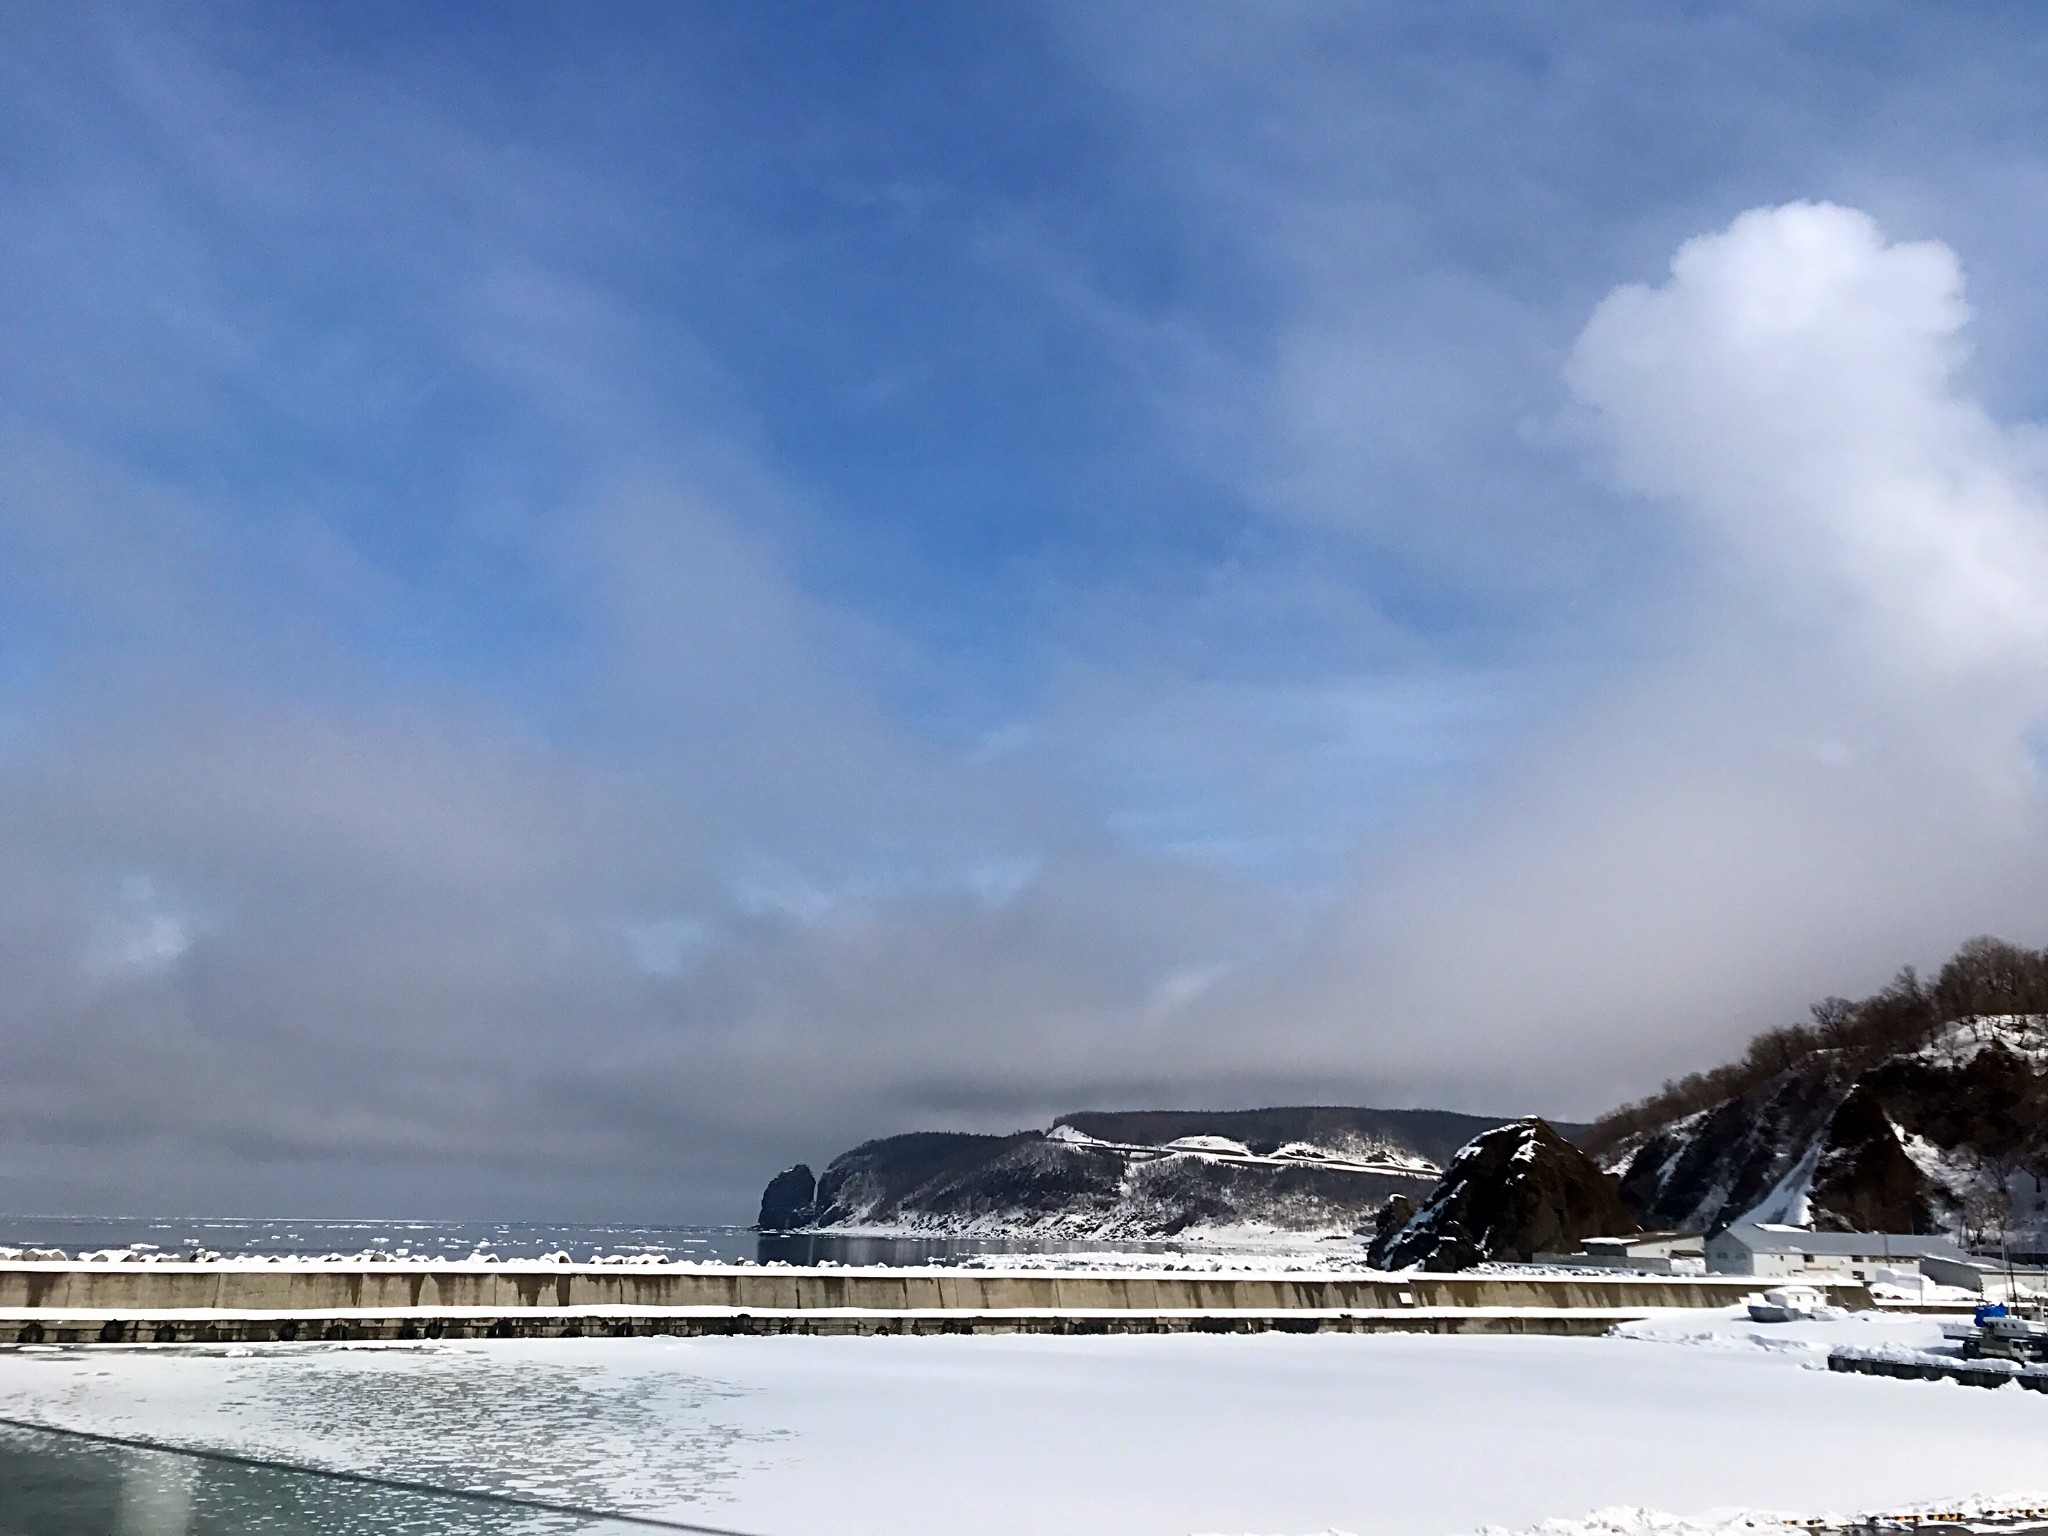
[0,1264,1866,1316]
[1829,1348,2048,1391]
[10,1309,1662,1345]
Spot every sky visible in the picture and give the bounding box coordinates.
[8,3,2048,1221]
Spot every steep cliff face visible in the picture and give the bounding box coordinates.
[813,1134,1127,1229]
[757,1165,817,1231]
[1612,1068,1842,1234]
[1607,1019,2048,1243]
[1805,1084,1932,1233]
[1371,1118,1638,1269]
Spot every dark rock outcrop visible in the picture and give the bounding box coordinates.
[1807,1086,1933,1234]
[1614,1068,1841,1234]
[1860,1042,2043,1163]
[830,1135,1126,1227]
[808,1132,1049,1227]
[756,1164,817,1231]
[1376,1118,1639,1270]
[1363,1193,1414,1266]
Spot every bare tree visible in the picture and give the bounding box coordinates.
[1961,1157,2019,1257]
[1811,996,1858,1056]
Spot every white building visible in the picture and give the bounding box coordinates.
[1579,1232,1703,1271]
[1531,1232,1703,1272]
[1915,1252,2048,1299]
[1705,1223,1965,1278]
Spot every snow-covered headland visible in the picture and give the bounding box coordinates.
[757,1106,1560,1244]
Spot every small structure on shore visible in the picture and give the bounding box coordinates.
[1747,1284,1827,1321]
[1535,1231,1703,1272]
[1706,1222,1964,1278]
[1916,1252,2048,1299]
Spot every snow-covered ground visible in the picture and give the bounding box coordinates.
[0,1308,2040,1536]
[943,1233,1374,1268]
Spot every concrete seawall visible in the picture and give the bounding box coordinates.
[0,1263,1868,1332]
[2,1309,1677,1345]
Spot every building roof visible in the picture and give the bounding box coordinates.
[1579,1234,1701,1257]
[1582,1230,1698,1248]
[1714,1223,1966,1260]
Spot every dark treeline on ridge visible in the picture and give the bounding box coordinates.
[1585,936,2048,1156]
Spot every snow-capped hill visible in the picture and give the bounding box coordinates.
[1606,1013,2048,1245]
[1043,1123,1104,1146]
[1608,1064,1842,1236]
[1592,939,2048,1246]
[1164,1135,1255,1156]
[1371,1118,1638,1269]
[1909,1013,2048,1071]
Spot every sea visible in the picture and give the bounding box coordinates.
[0,1416,666,1535]
[0,1214,1200,1531]
[0,1214,1186,1267]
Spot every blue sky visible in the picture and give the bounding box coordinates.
[9,4,2048,1218]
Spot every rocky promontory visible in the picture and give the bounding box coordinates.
[756,1105,1580,1242]
[1368,1117,1638,1269]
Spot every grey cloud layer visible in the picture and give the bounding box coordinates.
[9,12,2048,1221]
[1212,205,2048,1107]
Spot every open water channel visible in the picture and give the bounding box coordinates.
[0,1213,1266,1534]
[0,1418,685,1535]
[0,1217,1203,1531]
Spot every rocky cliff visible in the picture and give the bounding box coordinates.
[759,938,2048,1262]
[756,1106,1553,1239]
[1585,938,2048,1249]
[1370,1118,1638,1269]
[1604,1016,2048,1246]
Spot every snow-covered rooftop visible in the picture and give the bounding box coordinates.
[1716,1223,1964,1260]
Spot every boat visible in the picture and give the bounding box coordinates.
[1747,1284,1825,1321]
[1960,1304,2048,1361]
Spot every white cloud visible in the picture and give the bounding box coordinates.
[1145,961,1232,1020]
[1224,203,2048,1109]
[621,916,711,977]
[1568,202,2048,677]
[15,0,2048,1225]
[81,875,197,979]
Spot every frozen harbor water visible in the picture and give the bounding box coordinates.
[0,1308,2042,1535]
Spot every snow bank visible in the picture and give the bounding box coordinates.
[1916,1015,2048,1071]
[948,1244,1374,1273]
[1046,1123,1106,1145]
[1165,1135,1258,1156]
[1611,1303,1947,1357]
[1471,1498,2048,1536]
